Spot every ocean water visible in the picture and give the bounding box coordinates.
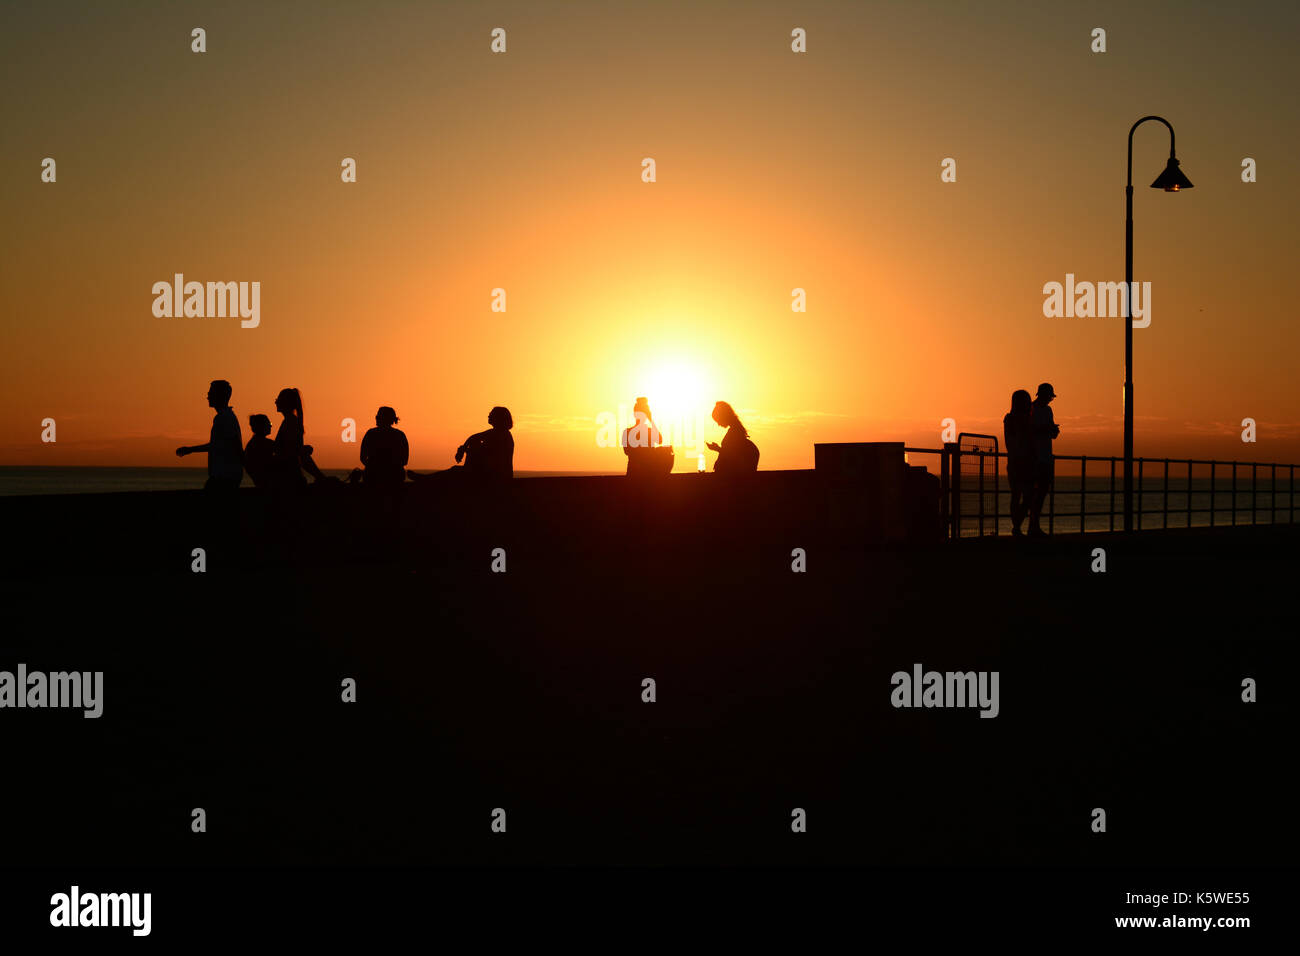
[0,466,618,496]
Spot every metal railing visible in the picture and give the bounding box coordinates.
[906,444,1299,539]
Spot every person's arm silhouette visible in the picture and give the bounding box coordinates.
[300,444,329,482]
[457,429,490,464]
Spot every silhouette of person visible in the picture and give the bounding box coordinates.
[1028,382,1060,536]
[1002,390,1034,536]
[176,380,243,491]
[299,444,340,485]
[244,414,275,488]
[270,387,308,492]
[621,397,671,477]
[359,406,409,490]
[409,406,514,484]
[706,401,759,474]
[460,406,514,480]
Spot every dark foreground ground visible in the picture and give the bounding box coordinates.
[2,474,1295,867]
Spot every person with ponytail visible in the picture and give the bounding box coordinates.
[706,401,759,475]
[271,387,308,491]
[1002,389,1035,535]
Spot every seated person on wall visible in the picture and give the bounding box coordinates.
[244,414,276,488]
[357,406,409,491]
[707,401,759,475]
[621,397,674,478]
[409,406,514,485]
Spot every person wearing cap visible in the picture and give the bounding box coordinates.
[621,397,664,477]
[359,405,409,491]
[1028,383,1060,535]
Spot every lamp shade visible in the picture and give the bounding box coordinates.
[1151,156,1194,191]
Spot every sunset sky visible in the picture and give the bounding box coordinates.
[3,0,1298,472]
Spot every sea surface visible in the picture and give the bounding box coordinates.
[0,466,619,496]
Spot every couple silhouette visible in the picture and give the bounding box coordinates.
[1003,383,1059,536]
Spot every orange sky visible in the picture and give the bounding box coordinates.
[3,0,1298,472]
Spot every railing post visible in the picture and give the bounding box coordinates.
[1109,458,1116,532]
[993,452,1001,536]
[1048,460,1055,535]
[1137,458,1144,530]
[1271,463,1277,525]
[1080,457,1087,534]
[939,445,951,540]
[945,442,960,539]
[1231,461,1238,526]
[1186,461,1192,529]
[977,451,985,537]
[1210,461,1216,527]
[1162,458,1169,530]
[1252,463,1257,525]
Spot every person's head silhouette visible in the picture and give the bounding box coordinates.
[249,413,272,437]
[1036,383,1056,405]
[376,406,399,427]
[275,387,303,422]
[208,380,232,410]
[488,406,513,430]
[712,401,745,435]
[633,396,652,423]
[1009,389,1032,416]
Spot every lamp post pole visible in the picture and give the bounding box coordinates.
[1124,115,1179,533]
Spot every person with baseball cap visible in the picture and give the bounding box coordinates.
[1028,383,1060,536]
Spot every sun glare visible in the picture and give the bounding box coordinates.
[624,357,719,466]
[641,359,710,429]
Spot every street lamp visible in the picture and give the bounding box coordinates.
[1124,115,1192,532]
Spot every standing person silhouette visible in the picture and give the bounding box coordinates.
[1028,383,1060,536]
[270,387,308,492]
[359,406,409,490]
[1002,390,1034,536]
[706,401,759,474]
[176,379,243,492]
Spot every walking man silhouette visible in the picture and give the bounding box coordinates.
[1028,383,1060,536]
[176,380,243,492]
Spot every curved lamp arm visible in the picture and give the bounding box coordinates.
[1127,115,1175,188]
